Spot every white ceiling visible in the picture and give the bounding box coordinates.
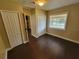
[21,0,79,10]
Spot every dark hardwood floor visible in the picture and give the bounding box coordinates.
[8,34,79,59]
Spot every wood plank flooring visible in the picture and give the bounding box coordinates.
[8,34,79,59]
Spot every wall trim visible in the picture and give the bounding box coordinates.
[31,34,38,38]
[23,40,29,44]
[5,47,13,59]
[46,32,79,44]
[5,50,8,59]
[31,34,42,38]
[32,32,46,38]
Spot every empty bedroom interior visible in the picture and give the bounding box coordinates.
[0,0,79,59]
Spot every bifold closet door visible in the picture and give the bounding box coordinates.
[1,11,23,48]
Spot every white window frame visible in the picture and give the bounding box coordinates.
[49,13,68,30]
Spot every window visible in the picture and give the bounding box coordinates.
[49,13,68,30]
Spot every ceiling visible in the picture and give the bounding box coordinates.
[21,0,79,10]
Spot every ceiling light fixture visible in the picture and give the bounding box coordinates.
[34,0,47,6]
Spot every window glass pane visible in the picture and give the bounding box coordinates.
[49,13,68,30]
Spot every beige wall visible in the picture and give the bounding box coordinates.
[0,34,5,55]
[23,7,31,16]
[0,14,10,49]
[0,53,5,59]
[47,3,79,42]
[0,0,24,48]
[0,13,8,59]
[0,0,23,12]
[0,1,27,59]
[30,8,37,36]
[0,35,5,59]
[0,1,30,59]
[0,1,24,59]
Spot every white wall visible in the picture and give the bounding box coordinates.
[31,8,46,38]
[36,9,46,37]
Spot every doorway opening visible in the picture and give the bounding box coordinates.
[25,16,31,34]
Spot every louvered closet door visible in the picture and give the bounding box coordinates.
[1,11,23,48]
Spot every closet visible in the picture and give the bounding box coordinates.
[1,10,23,48]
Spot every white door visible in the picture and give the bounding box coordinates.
[1,11,23,48]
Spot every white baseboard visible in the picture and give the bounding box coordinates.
[5,50,7,59]
[23,40,29,44]
[37,32,46,38]
[32,33,46,38]
[46,32,79,44]
[31,34,38,38]
[5,47,13,59]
